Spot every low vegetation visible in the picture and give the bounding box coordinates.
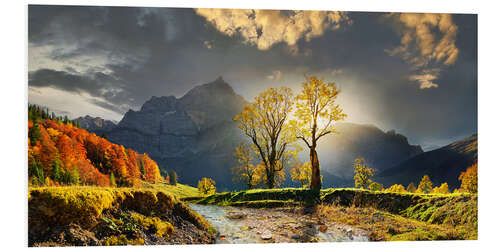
[315,205,462,241]
[186,187,477,241]
[184,188,321,207]
[141,181,199,198]
[28,186,215,246]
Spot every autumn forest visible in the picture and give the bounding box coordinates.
[28,105,162,187]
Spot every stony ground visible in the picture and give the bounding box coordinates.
[189,204,369,244]
[31,208,216,247]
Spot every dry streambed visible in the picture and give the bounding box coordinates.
[189,203,369,244]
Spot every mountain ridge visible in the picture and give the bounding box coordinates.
[73,115,117,135]
[317,122,423,179]
[376,134,477,189]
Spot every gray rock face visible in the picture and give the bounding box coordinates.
[73,115,116,134]
[107,77,248,188]
[316,122,424,179]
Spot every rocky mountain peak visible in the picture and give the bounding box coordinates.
[73,115,116,134]
[140,95,177,113]
[182,76,237,100]
[108,78,248,162]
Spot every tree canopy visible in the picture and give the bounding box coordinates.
[234,87,299,188]
[290,161,313,188]
[232,143,260,189]
[198,177,216,195]
[417,175,433,194]
[459,163,478,194]
[353,157,375,189]
[293,75,346,190]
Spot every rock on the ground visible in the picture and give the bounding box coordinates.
[226,212,246,220]
[261,231,273,240]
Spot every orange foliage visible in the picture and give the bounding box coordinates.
[28,119,162,187]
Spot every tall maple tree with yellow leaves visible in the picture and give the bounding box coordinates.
[293,75,346,190]
[234,87,299,188]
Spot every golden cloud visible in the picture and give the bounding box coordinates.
[386,13,459,89]
[408,69,439,89]
[195,8,351,51]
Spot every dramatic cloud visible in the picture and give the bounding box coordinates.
[27,6,477,148]
[195,9,351,52]
[408,70,439,89]
[266,70,283,81]
[386,13,459,89]
[28,68,130,114]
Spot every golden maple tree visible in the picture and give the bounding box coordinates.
[353,157,375,189]
[459,163,478,194]
[416,175,433,194]
[368,181,383,191]
[385,184,406,193]
[232,143,260,189]
[290,161,313,188]
[198,177,216,195]
[430,182,450,194]
[234,87,299,188]
[293,75,346,190]
[406,182,417,193]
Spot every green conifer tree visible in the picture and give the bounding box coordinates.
[139,160,146,178]
[170,170,178,185]
[72,165,80,185]
[52,158,61,183]
[29,122,41,146]
[110,172,117,187]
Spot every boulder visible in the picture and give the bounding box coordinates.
[261,231,273,240]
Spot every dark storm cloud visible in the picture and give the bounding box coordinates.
[28,68,130,113]
[28,5,477,147]
[88,98,125,115]
[29,69,103,94]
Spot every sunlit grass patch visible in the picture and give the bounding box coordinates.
[28,185,216,246]
[315,205,462,241]
[183,187,320,206]
[141,181,199,198]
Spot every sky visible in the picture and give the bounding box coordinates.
[28,5,477,150]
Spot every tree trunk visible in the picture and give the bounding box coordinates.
[310,147,321,190]
[266,166,275,189]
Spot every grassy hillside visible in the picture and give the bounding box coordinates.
[376,134,477,189]
[141,182,199,198]
[185,188,477,240]
[28,186,214,246]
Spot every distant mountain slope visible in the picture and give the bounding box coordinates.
[318,123,423,179]
[107,77,248,189]
[73,115,117,135]
[376,134,477,189]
